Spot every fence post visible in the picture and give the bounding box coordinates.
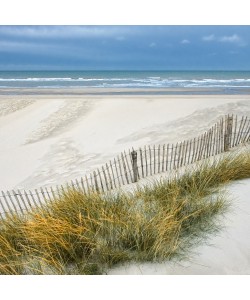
[224,115,233,151]
[131,150,138,183]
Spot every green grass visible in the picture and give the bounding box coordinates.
[0,149,250,275]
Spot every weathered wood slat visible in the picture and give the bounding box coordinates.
[170,144,174,170]
[229,114,234,147]
[204,132,209,158]
[149,145,152,175]
[84,175,90,194]
[6,190,19,214]
[44,187,52,202]
[24,190,33,209]
[75,179,81,192]
[212,125,216,156]
[216,121,220,154]
[191,138,196,164]
[57,185,63,198]
[101,166,109,190]
[200,134,206,159]
[124,151,133,183]
[40,187,49,205]
[97,169,105,192]
[138,148,143,178]
[12,190,25,213]
[238,116,248,145]
[173,143,178,170]
[176,142,181,169]
[17,190,29,211]
[183,141,187,166]
[80,177,87,194]
[106,163,113,190]
[118,156,125,185]
[222,116,226,152]
[144,146,148,176]
[232,115,238,147]
[217,121,221,155]
[181,141,186,167]
[29,190,39,209]
[162,144,165,172]
[1,191,13,215]
[235,116,244,146]
[196,136,202,161]
[243,119,250,142]
[109,161,117,189]
[90,173,95,192]
[195,137,200,162]
[121,153,130,184]
[34,189,43,207]
[93,171,99,192]
[158,145,161,173]
[166,143,169,170]
[114,158,121,187]
[218,120,222,154]
[187,139,192,164]
[70,180,76,191]
[0,196,7,216]
[180,142,184,167]
[153,145,156,174]
[50,186,56,200]
[208,129,213,157]
[242,118,250,143]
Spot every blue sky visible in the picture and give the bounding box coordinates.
[0,25,250,70]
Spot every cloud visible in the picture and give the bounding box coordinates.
[202,33,246,46]
[181,39,190,44]
[219,34,240,43]
[202,34,215,41]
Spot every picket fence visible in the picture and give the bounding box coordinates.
[0,114,250,219]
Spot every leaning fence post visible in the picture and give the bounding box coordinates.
[131,149,138,183]
[224,115,233,151]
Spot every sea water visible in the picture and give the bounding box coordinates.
[0,70,250,94]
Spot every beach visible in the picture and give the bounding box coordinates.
[0,88,250,274]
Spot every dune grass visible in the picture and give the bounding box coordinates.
[0,149,250,275]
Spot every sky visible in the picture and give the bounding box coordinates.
[0,25,250,71]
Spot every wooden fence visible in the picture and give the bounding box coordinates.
[0,114,250,219]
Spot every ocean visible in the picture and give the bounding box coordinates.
[0,70,250,94]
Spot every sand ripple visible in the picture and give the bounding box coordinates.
[117,100,250,145]
[0,99,35,117]
[25,99,92,144]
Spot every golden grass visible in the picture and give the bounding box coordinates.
[0,149,250,275]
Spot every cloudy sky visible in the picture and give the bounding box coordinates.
[0,25,250,70]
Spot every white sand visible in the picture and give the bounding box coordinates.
[0,90,250,274]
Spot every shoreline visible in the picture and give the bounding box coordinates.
[1,87,250,96]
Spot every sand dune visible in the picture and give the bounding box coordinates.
[0,91,250,274]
